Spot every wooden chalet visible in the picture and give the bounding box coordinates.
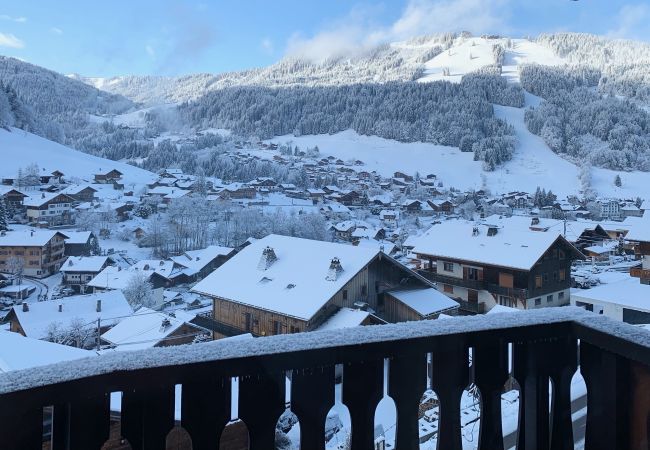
[94,169,123,184]
[192,234,450,339]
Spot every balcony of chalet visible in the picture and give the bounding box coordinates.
[1,307,650,450]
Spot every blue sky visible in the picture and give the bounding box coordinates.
[1,0,649,77]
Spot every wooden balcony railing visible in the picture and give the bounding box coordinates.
[630,267,650,280]
[1,308,650,449]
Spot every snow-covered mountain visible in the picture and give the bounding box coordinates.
[0,127,156,189]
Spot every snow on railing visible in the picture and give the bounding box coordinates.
[0,306,605,395]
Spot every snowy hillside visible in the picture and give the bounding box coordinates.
[417,37,565,84]
[0,128,156,188]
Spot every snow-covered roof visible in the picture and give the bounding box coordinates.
[316,308,376,331]
[412,219,573,271]
[63,230,93,245]
[625,215,650,243]
[388,288,459,316]
[10,291,133,339]
[132,260,180,279]
[0,331,93,373]
[87,266,155,290]
[60,256,111,273]
[192,234,381,321]
[486,305,520,314]
[0,229,67,247]
[23,192,72,207]
[355,239,396,255]
[572,278,650,311]
[61,184,97,195]
[170,245,234,274]
[583,241,618,255]
[101,307,198,351]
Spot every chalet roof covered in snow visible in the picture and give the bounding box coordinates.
[192,234,381,321]
[87,266,155,290]
[10,291,132,339]
[170,245,234,275]
[625,215,650,242]
[412,219,578,271]
[0,331,93,373]
[23,192,73,207]
[61,184,97,196]
[132,260,180,279]
[388,288,459,316]
[317,307,379,331]
[63,230,94,245]
[0,229,68,247]
[571,278,650,311]
[101,307,198,351]
[60,256,111,273]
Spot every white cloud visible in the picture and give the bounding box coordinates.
[284,0,510,62]
[607,4,650,40]
[260,37,274,55]
[0,32,25,49]
[50,27,63,35]
[0,15,27,23]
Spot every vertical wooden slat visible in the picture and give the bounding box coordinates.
[181,377,231,450]
[473,338,508,450]
[121,385,175,450]
[580,341,629,450]
[547,337,577,450]
[342,359,384,450]
[238,371,286,450]
[292,366,335,450]
[52,394,110,450]
[388,353,427,450]
[431,336,468,450]
[514,340,551,450]
[0,396,43,450]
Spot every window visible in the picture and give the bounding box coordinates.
[558,291,565,300]
[467,267,480,280]
[361,285,367,296]
[290,326,300,334]
[559,269,566,282]
[273,320,282,335]
[443,284,453,294]
[543,273,549,283]
[443,262,454,272]
[535,275,542,289]
[244,313,252,332]
[534,298,541,306]
[547,295,553,303]
[343,290,348,300]
[499,296,513,307]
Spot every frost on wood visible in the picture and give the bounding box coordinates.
[0,306,612,395]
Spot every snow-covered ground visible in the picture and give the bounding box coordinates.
[0,128,156,189]
[418,37,565,84]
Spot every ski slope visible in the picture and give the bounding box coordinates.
[418,37,565,84]
[0,128,156,189]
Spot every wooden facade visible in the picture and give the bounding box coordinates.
[211,254,433,338]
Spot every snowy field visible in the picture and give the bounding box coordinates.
[417,37,565,84]
[0,128,156,189]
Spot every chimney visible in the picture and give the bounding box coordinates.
[257,246,277,271]
[96,299,102,313]
[22,302,28,312]
[472,226,479,237]
[531,217,540,226]
[30,230,34,237]
[326,257,343,281]
[487,226,498,237]
[58,304,63,313]
[41,193,45,199]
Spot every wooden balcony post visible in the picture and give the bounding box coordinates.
[52,394,110,450]
[238,371,286,450]
[473,338,508,450]
[0,394,43,450]
[121,384,175,450]
[547,337,577,450]
[580,341,630,450]
[181,377,231,450]
[431,336,468,450]
[292,366,335,450]
[343,359,384,450]
[388,353,427,450]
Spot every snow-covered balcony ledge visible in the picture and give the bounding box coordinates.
[0,307,648,449]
